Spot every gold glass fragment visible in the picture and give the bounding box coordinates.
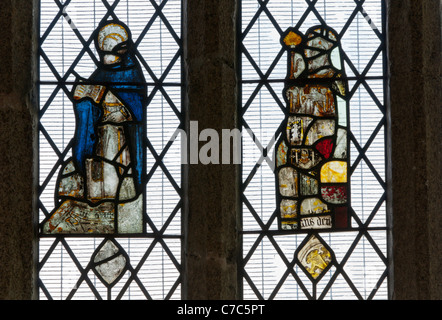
[297,234,333,280]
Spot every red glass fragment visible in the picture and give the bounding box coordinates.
[321,185,347,204]
[334,206,348,228]
[315,138,333,159]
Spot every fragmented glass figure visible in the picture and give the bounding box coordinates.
[42,20,147,234]
[295,234,334,281]
[276,25,350,231]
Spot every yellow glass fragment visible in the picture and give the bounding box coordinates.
[320,161,347,183]
[300,197,328,215]
[305,246,331,279]
[280,199,297,218]
[283,31,302,47]
[277,141,288,167]
[297,235,333,280]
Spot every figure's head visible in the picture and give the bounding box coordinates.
[95,20,132,64]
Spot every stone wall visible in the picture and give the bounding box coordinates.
[0,0,38,300]
[183,0,239,299]
[388,0,442,299]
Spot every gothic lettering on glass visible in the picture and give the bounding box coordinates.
[42,20,147,234]
[276,25,350,231]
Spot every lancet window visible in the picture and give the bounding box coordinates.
[239,0,389,299]
[38,0,184,299]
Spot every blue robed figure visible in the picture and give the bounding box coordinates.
[42,20,147,234]
[72,20,146,193]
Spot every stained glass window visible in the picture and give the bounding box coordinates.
[38,0,183,299]
[239,0,389,299]
[276,25,349,232]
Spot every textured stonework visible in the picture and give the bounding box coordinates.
[388,0,442,299]
[0,0,38,300]
[183,0,240,299]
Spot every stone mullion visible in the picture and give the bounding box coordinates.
[183,0,239,300]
